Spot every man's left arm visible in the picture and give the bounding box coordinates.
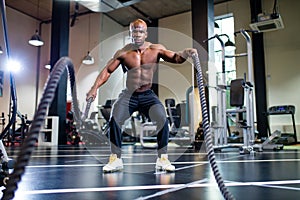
[159,47,198,64]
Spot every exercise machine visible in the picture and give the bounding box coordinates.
[247,105,296,151]
[135,98,193,148]
[266,105,297,145]
[228,29,258,154]
[206,30,257,154]
[78,99,111,146]
[3,111,31,146]
[165,98,192,146]
[66,111,81,146]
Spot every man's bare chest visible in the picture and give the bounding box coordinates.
[121,50,158,69]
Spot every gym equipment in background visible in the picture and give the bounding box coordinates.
[165,98,192,146]
[98,99,116,137]
[204,34,230,151]
[250,105,297,151]
[0,0,17,190]
[0,113,5,132]
[205,30,256,154]
[2,111,31,146]
[79,98,109,146]
[266,105,297,145]
[66,111,81,146]
[135,98,192,148]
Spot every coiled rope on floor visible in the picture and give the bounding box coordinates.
[192,53,235,200]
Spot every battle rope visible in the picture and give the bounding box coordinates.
[81,97,93,121]
[1,57,80,200]
[192,53,234,200]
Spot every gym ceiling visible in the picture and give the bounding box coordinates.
[5,0,231,26]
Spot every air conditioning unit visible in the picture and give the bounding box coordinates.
[249,14,284,32]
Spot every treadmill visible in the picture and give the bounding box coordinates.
[266,105,297,145]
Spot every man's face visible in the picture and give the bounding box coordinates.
[131,24,147,46]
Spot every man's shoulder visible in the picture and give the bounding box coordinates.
[113,44,132,58]
[149,43,167,51]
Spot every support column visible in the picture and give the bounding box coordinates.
[250,0,268,138]
[48,0,70,145]
[191,0,215,115]
[147,19,159,95]
[191,0,214,78]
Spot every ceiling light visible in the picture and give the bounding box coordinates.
[0,46,3,54]
[45,63,51,70]
[225,38,236,51]
[6,59,21,72]
[82,14,94,65]
[82,51,94,65]
[28,30,44,47]
[214,22,219,28]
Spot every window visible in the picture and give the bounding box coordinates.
[214,14,236,86]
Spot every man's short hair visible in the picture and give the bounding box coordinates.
[130,19,147,31]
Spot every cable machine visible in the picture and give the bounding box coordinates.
[227,29,256,154]
[206,30,257,154]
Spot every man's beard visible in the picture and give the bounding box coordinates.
[132,40,144,48]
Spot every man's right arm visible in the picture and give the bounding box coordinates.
[86,57,121,101]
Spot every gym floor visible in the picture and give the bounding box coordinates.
[1,142,300,200]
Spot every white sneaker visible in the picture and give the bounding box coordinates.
[103,154,124,173]
[155,154,175,172]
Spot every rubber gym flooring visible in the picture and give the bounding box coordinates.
[1,142,300,200]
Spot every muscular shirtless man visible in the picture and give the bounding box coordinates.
[86,19,197,172]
